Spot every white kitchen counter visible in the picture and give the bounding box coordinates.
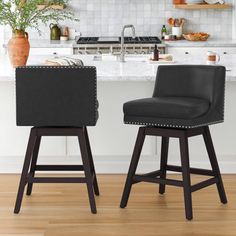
[164,39,236,47]
[1,53,236,82]
[0,52,236,174]
[4,38,236,49]
[3,39,75,49]
[28,38,236,48]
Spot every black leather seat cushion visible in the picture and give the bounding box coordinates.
[124,97,210,120]
[124,65,225,129]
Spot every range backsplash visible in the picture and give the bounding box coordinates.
[4,0,233,41]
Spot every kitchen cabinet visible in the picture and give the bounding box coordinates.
[167,47,236,56]
[30,47,73,55]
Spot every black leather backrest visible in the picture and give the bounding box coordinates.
[16,66,97,127]
[153,65,225,103]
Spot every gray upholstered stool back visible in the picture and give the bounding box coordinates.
[16,66,98,127]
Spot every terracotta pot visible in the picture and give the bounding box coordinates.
[8,30,30,67]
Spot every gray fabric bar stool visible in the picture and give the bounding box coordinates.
[120,65,228,220]
[14,66,99,214]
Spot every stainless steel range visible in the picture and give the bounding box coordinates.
[73,36,165,55]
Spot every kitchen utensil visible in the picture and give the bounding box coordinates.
[172,27,182,38]
[180,18,186,27]
[175,19,180,27]
[50,24,61,40]
[168,18,175,27]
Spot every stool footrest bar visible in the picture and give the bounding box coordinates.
[132,170,161,184]
[166,165,215,176]
[35,165,84,171]
[27,177,87,183]
[191,177,218,192]
[133,175,183,187]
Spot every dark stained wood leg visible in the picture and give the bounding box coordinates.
[179,134,193,220]
[203,126,227,204]
[14,128,37,214]
[26,136,41,196]
[120,127,146,208]
[159,137,169,194]
[84,127,99,196]
[78,128,97,214]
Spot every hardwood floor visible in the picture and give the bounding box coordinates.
[0,174,235,236]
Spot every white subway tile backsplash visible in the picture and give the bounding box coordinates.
[3,0,233,41]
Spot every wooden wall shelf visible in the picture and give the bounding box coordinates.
[174,3,231,9]
[37,4,65,10]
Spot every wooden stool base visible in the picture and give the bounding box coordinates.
[14,126,99,214]
[120,126,227,220]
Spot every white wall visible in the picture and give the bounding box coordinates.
[232,0,236,38]
[0,26,4,53]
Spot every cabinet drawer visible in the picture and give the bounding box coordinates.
[167,47,236,56]
[30,47,73,55]
[167,47,201,56]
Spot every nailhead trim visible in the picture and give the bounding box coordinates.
[223,76,226,121]
[94,67,98,124]
[16,66,95,69]
[124,120,224,129]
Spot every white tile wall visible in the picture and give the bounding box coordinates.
[4,0,233,41]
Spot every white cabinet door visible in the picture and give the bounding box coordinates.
[30,47,73,55]
[167,47,236,56]
[167,47,202,56]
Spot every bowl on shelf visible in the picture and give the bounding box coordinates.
[204,0,225,4]
[183,32,210,41]
[185,0,203,4]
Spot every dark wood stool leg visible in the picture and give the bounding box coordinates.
[26,136,41,196]
[84,127,99,196]
[179,134,193,220]
[120,127,146,208]
[14,128,37,213]
[159,137,169,194]
[78,128,97,214]
[203,126,227,204]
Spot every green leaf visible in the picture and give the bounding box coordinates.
[0,0,79,32]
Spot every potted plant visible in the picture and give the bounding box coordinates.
[0,0,78,67]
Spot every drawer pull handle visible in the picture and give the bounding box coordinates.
[185,52,189,54]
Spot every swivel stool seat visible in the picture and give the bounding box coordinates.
[120,65,228,220]
[14,66,99,214]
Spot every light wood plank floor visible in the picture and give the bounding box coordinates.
[0,174,235,236]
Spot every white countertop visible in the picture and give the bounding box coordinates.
[0,53,236,82]
[29,39,76,48]
[164,39,236,47]
[3,38,236,49]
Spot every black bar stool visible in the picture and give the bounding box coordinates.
[14,66,99,214]
[120,65,228,220]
